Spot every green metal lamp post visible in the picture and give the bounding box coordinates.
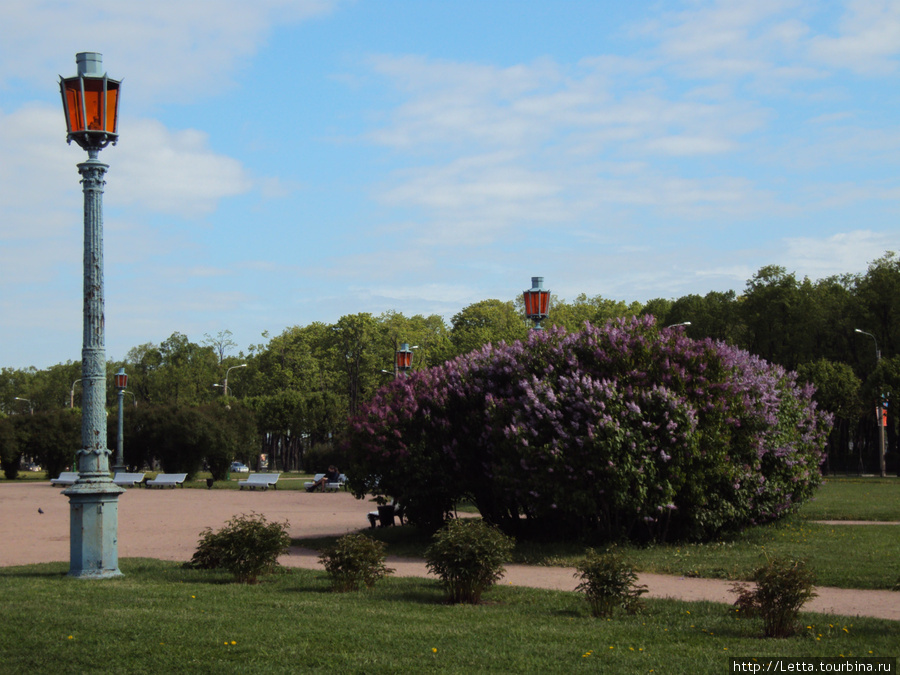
[59,52,125,578]
[523,276,551,330]
[112,368,128,474]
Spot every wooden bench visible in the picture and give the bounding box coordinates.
[145,473,188,489]
[113,472,145,488]
[238,473,281,490]
[304,473,347,492]
[50,472,79,487]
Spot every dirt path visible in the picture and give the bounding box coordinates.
[2,482,897,621]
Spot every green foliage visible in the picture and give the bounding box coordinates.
[319,533,393,592]
[0,416,20,479]
[731,556,818,638]
[14,409,79,479]
[574,549,647,617]
[450,299,527,357]
[425,519,515,604]
[188,512,291,583]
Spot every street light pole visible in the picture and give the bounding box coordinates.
[59,52,124,578]
[14,397,34,415]
[112,368,128,474]
[854,329,886,477]
[220,363,247,397]
[70,379,82,408]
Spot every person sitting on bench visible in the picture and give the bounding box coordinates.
[306,465,340,492]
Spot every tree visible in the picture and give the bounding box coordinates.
[548,294,642,333]
[203,330,238,364]
[450,299,527,357]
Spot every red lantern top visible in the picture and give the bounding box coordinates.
[396,343,413,371]
[523,276,550,321]
[59,53,120,152]
[114,368,128,390]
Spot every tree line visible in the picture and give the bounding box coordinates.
[1,253,898,477]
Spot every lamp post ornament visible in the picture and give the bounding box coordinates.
[396,343,414,377]
[59,52,125,578]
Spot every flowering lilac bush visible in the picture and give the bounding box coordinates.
[345,316,830,541]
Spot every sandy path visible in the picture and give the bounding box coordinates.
[2,482,897,621]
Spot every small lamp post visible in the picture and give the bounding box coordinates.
[523,276,551,330]
[112,368,128,474]
[396,343,415,377]
[59,52,124,579]
[218,363,247,397]
[14,397,34,415]
[854,329,886,477]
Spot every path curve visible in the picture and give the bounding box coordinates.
[2,482,897,621]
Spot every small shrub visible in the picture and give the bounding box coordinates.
[574,549,647,617]
[425,519,515,604]
[730,556,817,638]
[319,533,393,592]
[189,512,291,584]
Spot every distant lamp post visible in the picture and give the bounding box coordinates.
[70,379,82,408]
[59,52,124,579]
[667,322,691,329]
[112,368,128,474]
[14,397,34,415]
[854,328,886,477]
[218,363,247,397]
[523,276,551,330]
[396,343,416,377]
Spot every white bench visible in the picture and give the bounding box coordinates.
[238,473,281,490]
[304,473,347,492]
[113,472,145,488]
[50,472,79,486]
[145,473,188,489]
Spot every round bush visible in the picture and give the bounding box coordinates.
[425,519,515,604]
[347,316,831,542]
[189,512,291,583]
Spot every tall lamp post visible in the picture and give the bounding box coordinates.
[112,368,128,474]
[14,397,34,415]
[70,379,82,408]
[854,329,886,477]
[59,52,124,578]
[217,363,247,397]
[523,276,551,330]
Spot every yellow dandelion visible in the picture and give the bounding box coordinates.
[432,648,437,654]
[842,628,849,633]
[67,636,74,640]
[231,641,237,645]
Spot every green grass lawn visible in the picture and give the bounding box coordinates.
[797,477,900,521]
[0,559,896,675]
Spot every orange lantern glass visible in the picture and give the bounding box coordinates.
[59,52,120,152]
[396,343,413,372]
[114,368,128,390]
[523,276,550,329]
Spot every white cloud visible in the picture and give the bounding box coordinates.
[808,0,900,75]
[0,0,340,103]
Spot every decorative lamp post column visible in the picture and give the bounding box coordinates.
[59,52,125,578]
[523,276,551,330]
[854,329,886,477]
[112,368,128,474]
[396,343,414,377]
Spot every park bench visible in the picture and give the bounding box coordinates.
[304,473,347,492]
[238,473,281,491]
[50,472,79,487]
[112,472,145,488]
[145,473,188,489]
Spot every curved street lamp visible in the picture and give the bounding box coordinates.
[14,397,34,415]
[112,368,128,474]
[217,363,247,397]
[59,52,124,579]
[854,328,886,477]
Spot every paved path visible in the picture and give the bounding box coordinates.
[2,482,897,621]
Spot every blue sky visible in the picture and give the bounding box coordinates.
[1,0,898,369]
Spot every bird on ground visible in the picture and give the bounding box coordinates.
[38,508,44,514]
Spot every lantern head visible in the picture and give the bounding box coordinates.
[114,368,128,390]
[59,52,120,153]
[396,343,413,372]
[523,276,550,328]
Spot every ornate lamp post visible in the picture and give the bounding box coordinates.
[854,329,886,477]
[59,52,124,578]
[523,276,551,330]
[112,368,128,474]
[396,343,415,377]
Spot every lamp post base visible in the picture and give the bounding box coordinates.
[64,481,125,579]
